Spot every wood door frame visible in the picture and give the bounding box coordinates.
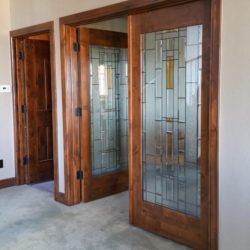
[10,22,64,203]
[59,0,221,248]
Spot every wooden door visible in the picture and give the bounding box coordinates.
[23,39,54,183]
[78,28,128,202]
[129,1,211,249]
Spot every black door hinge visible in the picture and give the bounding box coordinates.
[75,107,82,117]
[21,105,27,113]
[23,156,29,165]
[77,170,83,180]
[19,51,25,60]
[73,42,80,52]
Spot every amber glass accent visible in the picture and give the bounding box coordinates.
[107,65,112,89]
[166,56,174,89]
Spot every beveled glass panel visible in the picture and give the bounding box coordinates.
[142,25,202,217]
[90,45,128,177]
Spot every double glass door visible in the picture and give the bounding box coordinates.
[76,0,212,247]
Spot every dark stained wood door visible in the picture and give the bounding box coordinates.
[78,28,128,202]
[129,1,211,249]
[23,39,54,183]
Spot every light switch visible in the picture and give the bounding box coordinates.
[0,85,11,93]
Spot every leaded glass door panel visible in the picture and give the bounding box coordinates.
[129,1,210,248]
[142,25,202,217]
[79,27,128,202]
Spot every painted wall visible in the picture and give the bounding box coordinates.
[0,0,15,181]
[9,0,127,192]
[219,0,250,249]
[84,17,127,33]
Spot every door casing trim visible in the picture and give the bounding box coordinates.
[10,21,65,203]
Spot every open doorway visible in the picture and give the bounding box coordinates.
[11,22,58,198]
[60,0,220,248]
[59,17,129,204]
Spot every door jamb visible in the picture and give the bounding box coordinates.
[10,21,64,203]
[59,0,221,248]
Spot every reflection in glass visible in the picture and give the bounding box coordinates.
[142,25,202,217]
[90,46,128,177]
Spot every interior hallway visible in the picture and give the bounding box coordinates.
[0,186,191,250]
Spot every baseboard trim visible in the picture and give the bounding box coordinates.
[55,192,79,206]
[55,191,67,204]
[0,178,16,189]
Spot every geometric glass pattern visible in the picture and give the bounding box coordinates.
[142,25,202,217]
[90,45,128,177]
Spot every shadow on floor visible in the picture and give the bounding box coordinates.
[30,180,54,195]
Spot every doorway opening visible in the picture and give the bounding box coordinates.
[11,22,59,199]
[60,0,220,248]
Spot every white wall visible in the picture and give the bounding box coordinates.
[219,0,250,249]
[84,16,127,33]
[0,0,15,180]
[8,0,127,192]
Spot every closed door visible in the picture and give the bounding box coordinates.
[129,1,211,248]
[23,39,54,183]
[78,28,128,202]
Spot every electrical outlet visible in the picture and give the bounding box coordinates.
[0,160,3,168]
[0,85,11,93]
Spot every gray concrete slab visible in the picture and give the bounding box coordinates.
[0,185,191,250]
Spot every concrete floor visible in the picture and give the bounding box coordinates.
[0,184,191,250]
